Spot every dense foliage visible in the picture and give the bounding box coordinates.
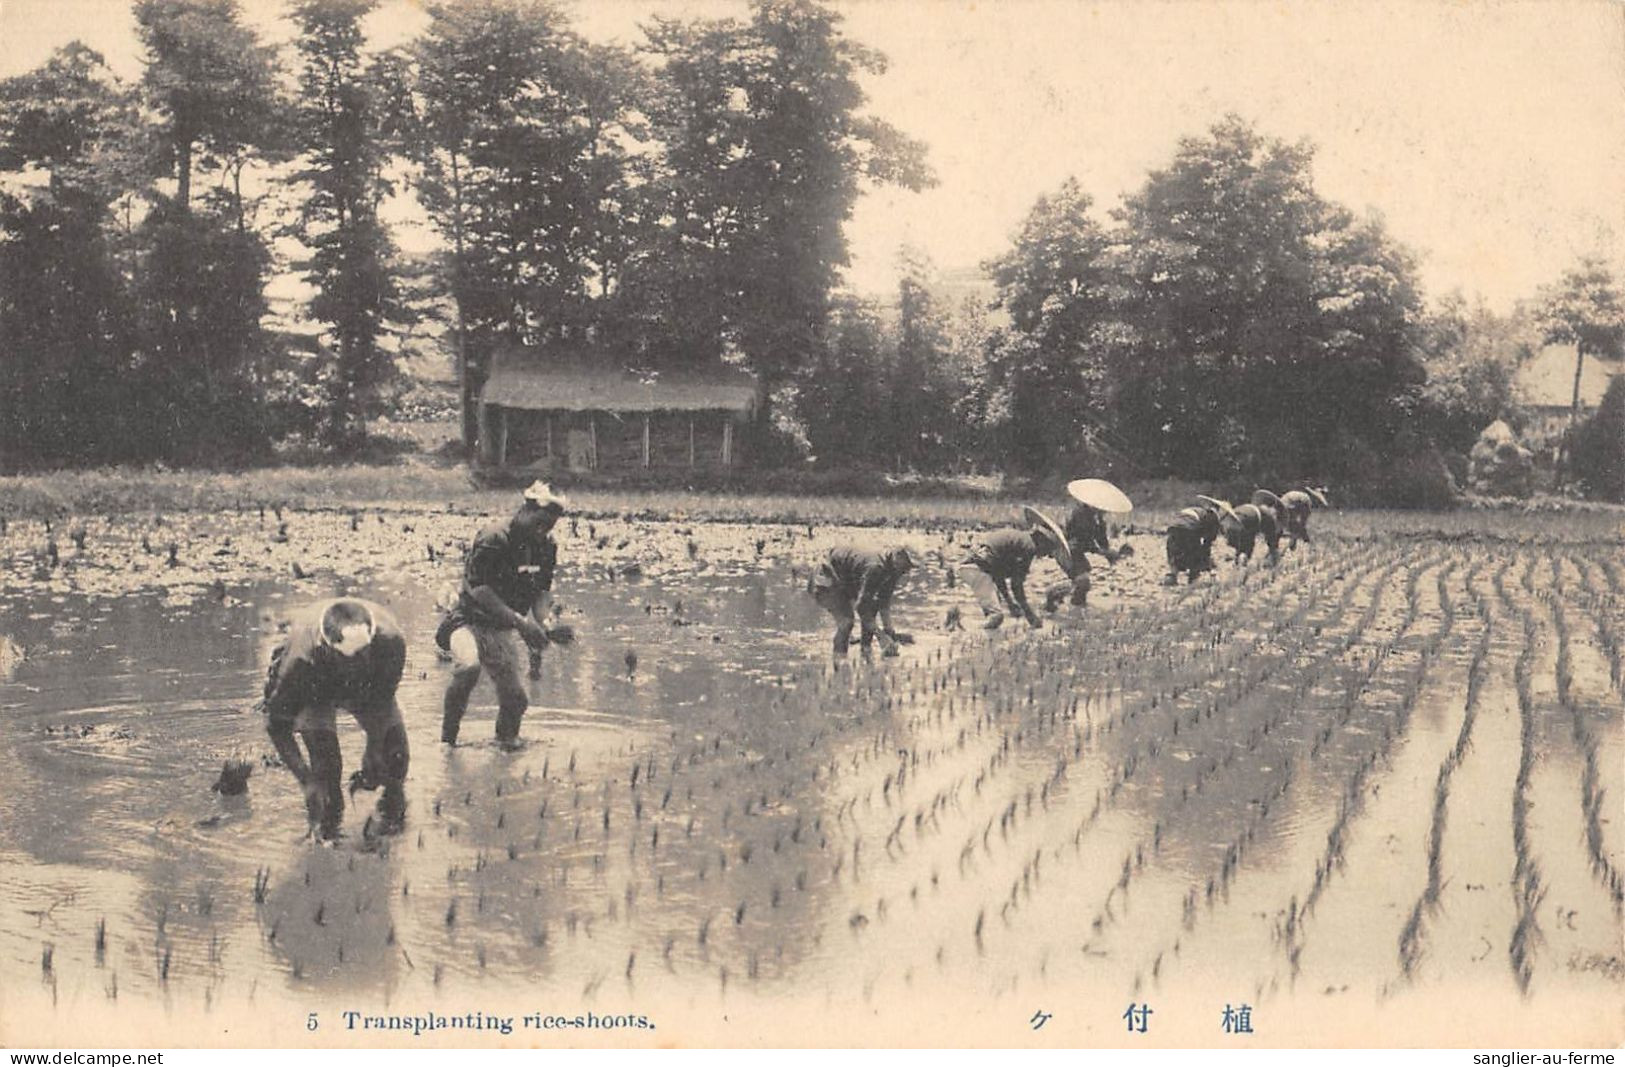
[1568,375,1625,502]
[0,1,1618,504]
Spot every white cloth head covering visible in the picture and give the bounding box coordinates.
[321,600,376,657]
[523,481,569,511]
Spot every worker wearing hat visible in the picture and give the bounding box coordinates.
[1064,503,1118,567]
[1219,500,1280,564]
[262,597,409,841]
[440,481,567,748]
[810,542,916,657]
[960,514,1075,629]
[1060,479,1133,590]
[1279,486,1329,549]
[1165,501,1226,585]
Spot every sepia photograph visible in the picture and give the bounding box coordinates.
[0,0,1622,1051]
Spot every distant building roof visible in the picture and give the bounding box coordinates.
[1514,343,1625,410]
[481,346,759,414]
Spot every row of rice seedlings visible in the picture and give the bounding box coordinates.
[1121,551,1424,986]
[1547,568,1625,914]
[1507,588,1544,996]
[927,565,1326,965]
[1103,553,1387,850]
[1567,553,1624,693]
[1279,553,1443,983]
[1398,561,1495,977]
[931,566,1312,902]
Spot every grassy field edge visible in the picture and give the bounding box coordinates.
[1,463,1621,540]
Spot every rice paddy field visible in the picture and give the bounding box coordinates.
[0,501,1620,1047]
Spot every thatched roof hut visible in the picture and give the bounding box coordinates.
[1515,343,1625,435]
[478,346,760,470]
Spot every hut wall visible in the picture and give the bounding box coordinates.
[500,409,558,468]
[499,409,741,469]
[648,411,734,468]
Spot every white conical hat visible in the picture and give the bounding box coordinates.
[1066,478,1133,514]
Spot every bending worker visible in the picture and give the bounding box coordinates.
[1280,486,1329,548]
[1164,501,1226,585]
[263,597,408,841]
[440,482,566,749]
[810,542,916,656]
[1220,501,1280,564]
[960,517,1075,629]
[1061,479,1133,588]
[1064,501,1120,567]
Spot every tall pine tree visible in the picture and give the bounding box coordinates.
[291,0,401,445]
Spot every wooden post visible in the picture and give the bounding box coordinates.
[589,413,598,470]
[721,417,733,467]
[493,406,509,469]
[688,416,696,468]
[476,401,492,465]
[641,414,651,468]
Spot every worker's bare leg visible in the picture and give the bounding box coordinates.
[356,702,409,832]
[485,630,530,748]
[960,565,1004,629]
[442,627,483,746]
[300,729,344,841]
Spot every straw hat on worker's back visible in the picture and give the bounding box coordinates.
[1021,505,1074,576]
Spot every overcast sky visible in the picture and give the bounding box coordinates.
[3,0,1622,311]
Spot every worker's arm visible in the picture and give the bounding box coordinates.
[361,634,407,710]
[262,652,312,783]
[1010,580,1039,626]
[266,715,310,784]
[467,585,547,646]
[854,567,887,628]
[525,592,553,678]
[1009,559,1040,626]
[464,533,546,637]
[525,537,557,628]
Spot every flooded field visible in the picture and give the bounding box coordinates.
[0,506,1621,1046]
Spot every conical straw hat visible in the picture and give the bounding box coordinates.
[1066,478,1133,514]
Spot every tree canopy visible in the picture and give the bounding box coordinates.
[3,9,1615,504]
[1111,115,1425,481]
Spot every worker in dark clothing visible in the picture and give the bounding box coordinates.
[1219,502,1280,564]
[1251,489,1286,539]
[959,526,1071,629]
[1064,503,1120,569]
[263,598,408,841]
[810,543,916,656]
[440,482,566,749]
[1279,487,1329,548]
[1165,504,1225,585]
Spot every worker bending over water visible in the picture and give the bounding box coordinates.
[263,597,408,841]
[810,543,916,657]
